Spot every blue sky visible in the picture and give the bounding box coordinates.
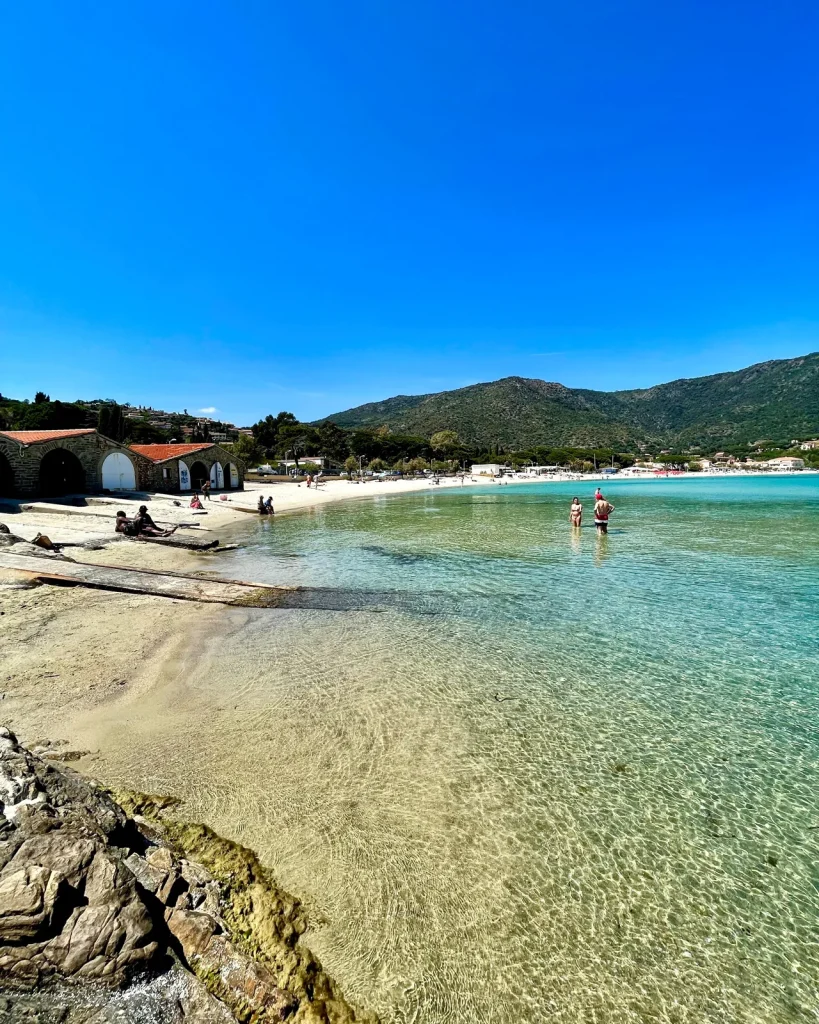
[1,1,818,425]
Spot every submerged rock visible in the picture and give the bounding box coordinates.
[0,729,377,1023]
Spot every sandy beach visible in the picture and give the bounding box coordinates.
[2,468,812,749]
[0,474,486,750]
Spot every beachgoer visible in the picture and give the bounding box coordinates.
[594,487,603,501]
[257,496,269,515]
[134,506,177,537]
[594,495,615,534]
[136,505,162,530]
[190,494,204,510]
[570,497,582,527]
[306,474,312,488]
[115,510,137,536]
[202,480,211,500]
[264,496,274,514]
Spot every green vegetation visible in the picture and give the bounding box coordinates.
[321,352,819,450]
[3,350,818,474]
[112,789,376,1023]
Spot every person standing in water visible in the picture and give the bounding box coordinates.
[594,494,615,534]
[570,497,583,528]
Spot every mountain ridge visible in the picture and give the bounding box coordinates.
[318,352,819,449]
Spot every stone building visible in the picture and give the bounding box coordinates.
[129,443,245,493]
[0,429,154,498]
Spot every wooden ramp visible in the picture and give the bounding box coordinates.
[0,551,294,606]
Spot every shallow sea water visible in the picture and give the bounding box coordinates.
[78,477,819,1023]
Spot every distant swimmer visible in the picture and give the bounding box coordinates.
[594,487,603,501]
[594,495,615,534]
[570,497,583,528]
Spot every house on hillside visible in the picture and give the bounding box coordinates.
[800,439,819,450]
[129,443,245,492]
[766,456,805,471]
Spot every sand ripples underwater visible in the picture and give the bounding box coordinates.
[76,477,819,1023]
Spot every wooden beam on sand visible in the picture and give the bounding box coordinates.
[0,551,296,607]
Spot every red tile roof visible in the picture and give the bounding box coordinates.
[129,443,213,463]
[0,428,96,444]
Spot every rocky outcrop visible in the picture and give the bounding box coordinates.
[0,730,377,1023]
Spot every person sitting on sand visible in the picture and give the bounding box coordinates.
[594,495,615,534]
[570,497,582,528]
[189,494,204,510]
[115,510,137,536]
[264,496,274,514]
[257,495,269,515]
[133,503,176,536]
[136,505,176,532]
[135,505,177,537]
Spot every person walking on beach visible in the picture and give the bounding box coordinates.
[570,497,582,528]
[202,479,211,500]
[594,494,614,534]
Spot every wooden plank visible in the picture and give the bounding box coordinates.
[0,551,290,605]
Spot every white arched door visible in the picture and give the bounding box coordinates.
[210,462,224,489]
[178,461,191,491]
[228,463,239,488]
[101,452,136,491]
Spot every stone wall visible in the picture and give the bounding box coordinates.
[0,435,245,498]
[0,433,153,498]
[138,447,245,494]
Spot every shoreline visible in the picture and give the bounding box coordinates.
[3,473,814,1024]
[2,467,815,551]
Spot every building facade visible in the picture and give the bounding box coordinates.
[0,429,154,498]
[129,443,245,493]
[0,431,246,499]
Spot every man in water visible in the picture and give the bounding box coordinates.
[594,494,615,534]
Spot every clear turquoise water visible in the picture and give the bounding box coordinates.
[86,476,819,1022]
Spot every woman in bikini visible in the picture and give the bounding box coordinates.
[570,497,582,528]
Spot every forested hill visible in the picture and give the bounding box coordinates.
[320,352,819,449]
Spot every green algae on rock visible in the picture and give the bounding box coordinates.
[0,730,376,1024]
[112,790,378,1024]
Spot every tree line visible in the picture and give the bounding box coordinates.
[237,412,642,473]
[0,394,207,446]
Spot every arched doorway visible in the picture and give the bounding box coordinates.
[210,462,224,489]
[101,452,136,491]
[227,463,239,489]
[190,461,209,491]
[0,450,14,497]
[39,448,85,496]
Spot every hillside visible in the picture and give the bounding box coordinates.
[320,352,819,449]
